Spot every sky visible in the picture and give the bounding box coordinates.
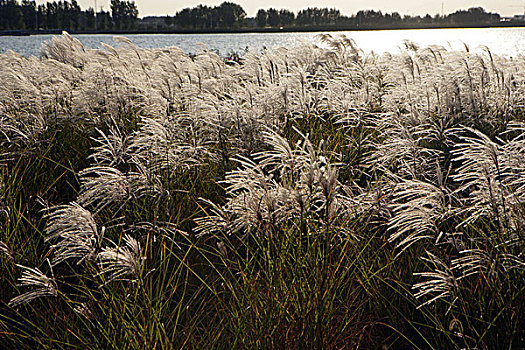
[37,0,525,17]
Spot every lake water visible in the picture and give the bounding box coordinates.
[1,27,524,57]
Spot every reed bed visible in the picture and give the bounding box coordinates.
[0,32,524,349]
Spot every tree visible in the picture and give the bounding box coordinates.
[174,2,246,29]
[164,15,173,28]
[36,3,46,28]
[391,12,402,23]
[217,2,245,28]
[447,7,500,24]
[97,9,112,30]
[82,7,95,30]
[174,8,192,28]
[191,5,211,29]
[356,9,384,26]
[66,0,81,30]
[256,9,267,27]
[0,0,24,29]
[267,8,279,27]
[21,0,37,30]
[279,9,294,26]
[296,7,341,26]
[111,0,138,30]
[46,1,58,29]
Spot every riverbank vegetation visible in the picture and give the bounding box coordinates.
[1,0,521,34]
[0,0,138,32]
[0,33,524,348]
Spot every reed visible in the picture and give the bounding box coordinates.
[0,32,524,349]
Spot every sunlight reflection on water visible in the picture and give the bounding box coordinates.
[0,27,524,57]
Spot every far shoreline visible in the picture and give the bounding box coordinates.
[1,22,525,37]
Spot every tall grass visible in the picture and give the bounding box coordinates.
[0,32,524,349]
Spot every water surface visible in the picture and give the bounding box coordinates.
[0,27,524,57]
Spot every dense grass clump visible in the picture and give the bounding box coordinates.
[0,32,524,349]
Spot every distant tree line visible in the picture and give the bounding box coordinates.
[171,5,501,30]
[0,0,137,31]
[0,1,508,32]
[253,6,501,28]
[255,8,341,27]
[171,2,246,29]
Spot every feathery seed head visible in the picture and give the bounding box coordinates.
[9,260,58,308]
